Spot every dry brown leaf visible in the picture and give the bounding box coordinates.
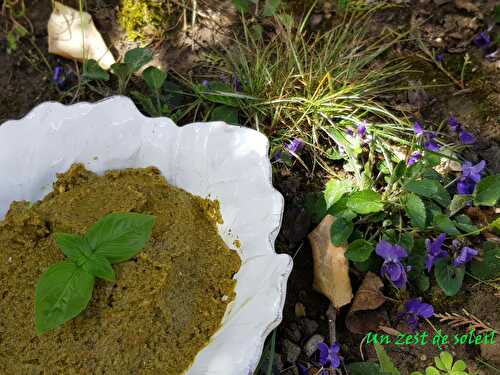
[454,0,480,13]
[308,215,353,309]
[48,2,115,69]
[378,325,403,337]
[346,272,389,334]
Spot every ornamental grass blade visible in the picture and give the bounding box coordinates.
[308,214,353,309]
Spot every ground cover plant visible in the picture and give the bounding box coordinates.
[1,0,499,374]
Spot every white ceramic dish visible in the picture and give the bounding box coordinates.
[0,96,292,375]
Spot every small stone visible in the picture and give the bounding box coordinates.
[310,14,323,26]
[300,318,319,336]
[304,334,325,357]
[282,339,302,363]
[420,354,427,361]
[285,323,302,342]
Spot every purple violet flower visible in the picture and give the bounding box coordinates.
[413,121,424,136]
[424,138,441,152]
[52,66,64,86]
[285,138,305,154]
[400,298,434,331]
[201,79,210,87]
[408,151,422,166]
[271,151,282,162]
[448,115,462,133]
[425,233,448,271]
[232,75,243,92]
[357,121,367,138]
[457,178,475,195]
[459,130,476,145]
[376,240,409,288]
[473,32,492,49]
[453,246,478,267]
[436,53,445,62]
[462,160,486,183]
[346,127,354,136]
[318,342,341,369]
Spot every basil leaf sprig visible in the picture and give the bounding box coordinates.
[35,212,156,335]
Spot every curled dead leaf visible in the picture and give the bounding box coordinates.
[308,215,353,309]
[48,2,115,69]
[346,272,389,334]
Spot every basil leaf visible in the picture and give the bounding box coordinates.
[346,239,374,262]
[346,190,384,214]
[86,212,156,263]
[403,193,426,229]
[82,254,116,282]
[473,175,500,207]
[143,66,167,94]
[35,261,95,335]
[124,47,153,73]
[434,258,464,296]
[54,232,92,260]
[330,217,353,245]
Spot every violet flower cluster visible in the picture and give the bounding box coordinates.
[452,240,479,267]
[448,116,476,145]
[346,121,371,145]
[473,29,499,61]
[318,342,341,370]
[425,233,478,270]
[414,121,440,152]
[271,138,305,162]
[400,298,434,331]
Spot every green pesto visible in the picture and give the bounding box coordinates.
[0,164,240,374]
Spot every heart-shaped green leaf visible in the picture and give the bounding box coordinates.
[474,175,500,207]
[124,47,153,73]
[330,217,354,245]
[346,190,384,214]
[403,193,426,229]
[143,66,167,94]
[346,239,374,262]
[434,259,465,296]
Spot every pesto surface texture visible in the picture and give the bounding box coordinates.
[0,164,241,374]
